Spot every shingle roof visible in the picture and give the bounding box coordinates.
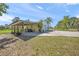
[10,20,39,26]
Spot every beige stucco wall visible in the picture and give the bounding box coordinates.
[11,23,40,33]
[23,24,39,32]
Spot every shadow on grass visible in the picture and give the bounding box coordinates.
[0,38,18,49]
[0,30,53,50]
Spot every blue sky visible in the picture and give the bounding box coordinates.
[0,3,79,27]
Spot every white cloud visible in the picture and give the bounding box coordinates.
[17,4,53,19]
[0,14,13,21]
[0,4,54,25]
[66,3,77,5]
[76,15,79,18]
[0,14,14,21]
[36,5,44,10]
[0,14,14,25]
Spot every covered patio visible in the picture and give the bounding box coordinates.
[10,20,42,35]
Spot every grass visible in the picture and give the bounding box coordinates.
[0,34,79,56]
[0,29,11,34]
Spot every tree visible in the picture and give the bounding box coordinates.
[56,16,70,30]
[62,16,70,30]
[0,25,5,30]
[45,17,52,30]
[0,3,8,16]
[12,17,20,23]
[4,24,9,29]
[55,16,79,31]
[70,17,78,29]
[38,20,43,32]
[55,16,71,30]
[25,18,30,21]
[75,18,79,31]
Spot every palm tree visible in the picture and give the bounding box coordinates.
[55,16,79,31]
[55,16,70,30]
[0,3,8,16]
[62,16,70,30]
[70,17,77,29]
[45,17,52,30]
[75,18,79,31]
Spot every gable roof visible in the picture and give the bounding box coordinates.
[10,20,39,26]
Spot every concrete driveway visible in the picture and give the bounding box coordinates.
[38,31,79,37]
[22,31,79,37]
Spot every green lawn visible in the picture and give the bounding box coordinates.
[0,35,79,56]
[0,29,11,34]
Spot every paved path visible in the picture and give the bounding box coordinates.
[38,31,79,37]
[0,31,79,39]
[22,31,79,37]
